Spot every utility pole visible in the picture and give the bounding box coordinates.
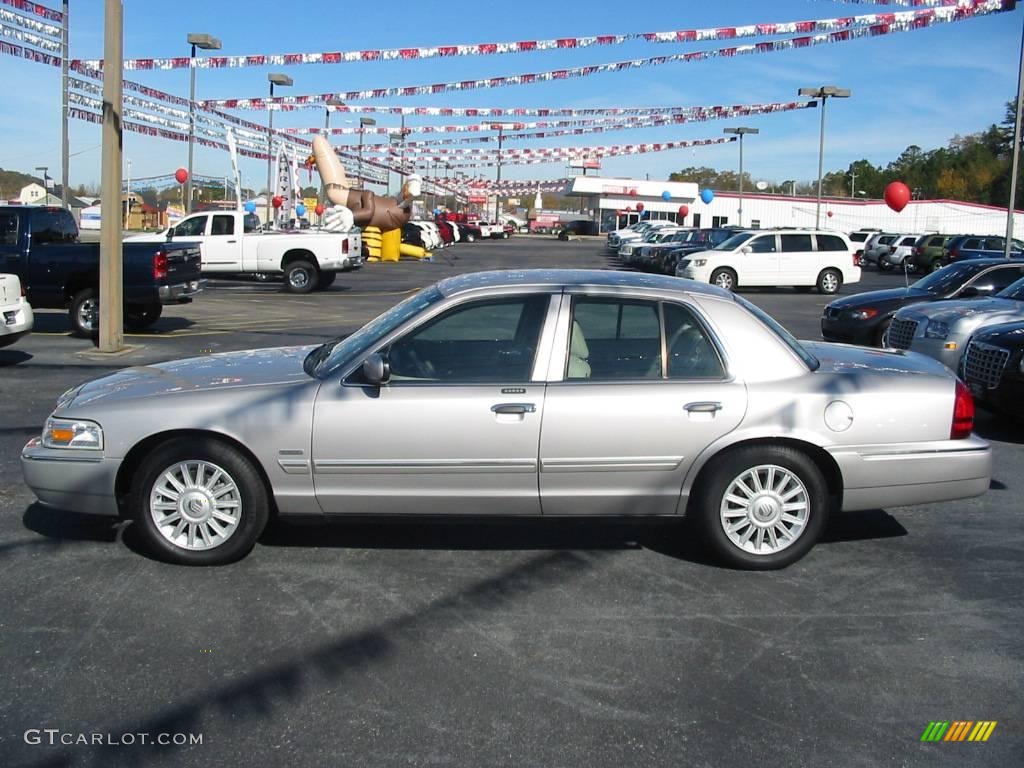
[99,0,124,352]
[850,168,858,198]
[1006,17,1024,258]
[723,127,758,227]
[186,33,221,214]
[60,0,69,207]
[266,73,293,228]
[799,86,850,229]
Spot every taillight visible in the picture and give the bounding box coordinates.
[153,251,168,280]
[342,239,349,254]
[853,251,859,266]
[951,379,974,439]
[914,247,924,256]
[949,249,960,260]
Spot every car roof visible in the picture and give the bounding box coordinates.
[436,269,735,301]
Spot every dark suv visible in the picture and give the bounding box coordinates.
[910,234,958,273]
[557,220,599,240]
[942,235,1024,265]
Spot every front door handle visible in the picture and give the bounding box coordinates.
[226,239,237,243]
[684,401,722,413]
[491,403,536,415]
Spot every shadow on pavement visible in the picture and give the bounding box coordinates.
[0,349,32,366]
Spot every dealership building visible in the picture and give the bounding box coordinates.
[560,176,1024,237]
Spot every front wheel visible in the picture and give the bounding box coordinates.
[694,446,829,570]
[283,260,318,294]
[129,437,269,565]
[817,268,842,295]
[709,268,737,291]
[464,232,476,243]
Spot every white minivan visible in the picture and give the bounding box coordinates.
[676,229,860,294]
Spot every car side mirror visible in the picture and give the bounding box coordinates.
[165,228,175,241]
[361,352,390,386]
[740,246,752,254]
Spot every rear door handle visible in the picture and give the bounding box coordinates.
[491,403,536,415]
[684,401,722,413]
[226,239,237,243]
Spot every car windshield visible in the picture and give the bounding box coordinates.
[910,262,982,294]
[714,232,755,250]
[733,294,820,371]
[312,286,444,378]
[996,276,1024,301]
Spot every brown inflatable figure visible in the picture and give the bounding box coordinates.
[310,135,421,232]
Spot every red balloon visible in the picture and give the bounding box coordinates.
[827,210,834,218]
[678,205,689,217]
[272,195,284,209]
[636,203,645,213]
[884,181,911,213]
[174,168,188,184]
[314,203,325,216]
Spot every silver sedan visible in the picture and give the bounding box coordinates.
[22,270,991,569]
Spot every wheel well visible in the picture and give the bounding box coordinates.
[114,429,278,519]
[281,250,318,271]
[64,272,98,303]
[685,437,843,515]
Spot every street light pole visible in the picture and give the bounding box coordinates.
[1006,17,1024,258]
[723,127,758,228]
[266,73,293,229]
[99,0,124,352]
[186,33,221,214]
[799,87,850,229]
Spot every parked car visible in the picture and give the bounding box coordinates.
[21,269,990,570]
[887,275,1024,370]
[677,229,860,294]
[847,230,881,267]
[666,228,745,276]
[633,229,694,271]
[127,210,361,292]
[822,259,1024,346]
[0,272,33,347]
[878,234,925,271]
[618,227,685,267]
[941,234,1024,265]
[502,215,528,233]
[862,233,902,267]
[556,220,599,240]
[606,220,675,251]
[1,205,202,335]
[959,320,1024,421]
[910,234,960,273]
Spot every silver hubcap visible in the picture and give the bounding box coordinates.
[150,460,241,551]
[77,298,98,332]
[720,464,809,555]
[713,272,733,289]
[289,268,311,288]
[821,273,839,292]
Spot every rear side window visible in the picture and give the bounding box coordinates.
[984,237,1004,251]
[900,237,917,247]
[816,234,848,251]
[0,213,18,245]
[211,215,235,236]
[962,238,982,249]
[243,214,261,233]
[780,234,813,252]
[28,209,71,245]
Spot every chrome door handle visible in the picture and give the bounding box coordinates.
[227,239,237,243]
[684,401,722,413]
[491,403,536,415]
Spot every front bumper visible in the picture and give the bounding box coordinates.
[21,437,122,516]
[909,335,966,371]
[830,435,992,511]
[158,279,205,304]
[820,315,879,346]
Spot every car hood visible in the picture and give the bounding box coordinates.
[63,346,317,408]
[802,341,952,378]
[970,320,1024,349]
[899,297,1024,326]
[828,287,930,311]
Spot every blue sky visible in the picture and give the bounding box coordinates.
[0,0,1020,193]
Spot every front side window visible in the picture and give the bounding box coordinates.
[0,213,18,245]
[174,215,207,237]
[748,235,777,254]
[386,295,549,383]
[996,276,1024,301]
[968,266,1024,294]
[715,232,754,251]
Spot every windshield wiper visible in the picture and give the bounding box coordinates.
[303,337,345,377]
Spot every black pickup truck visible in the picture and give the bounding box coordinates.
[0,206,202,335]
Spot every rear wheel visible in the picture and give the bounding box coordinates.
[283,260,318,294]
[694,446,828,570]
[124,303,163,331]
[69,288,99,337]
[709,268,737,291]
[929,258,944,273]
[130,437,269,566]
[817,268,842,295]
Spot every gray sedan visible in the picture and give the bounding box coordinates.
[22,270,991,569]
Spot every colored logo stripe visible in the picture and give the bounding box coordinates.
[969,722,997,742]
[945,721,973,741]
[920,721,996,742]
[921,722,949,742]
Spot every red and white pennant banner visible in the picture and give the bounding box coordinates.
[0,0,61,22]
[825,1,974,6]
[238,104,814,117]
[0,6,60,36]
[383,136,736,161]
[199,1,1013,108]
[0,19,59,51]
[70,0,1006,71]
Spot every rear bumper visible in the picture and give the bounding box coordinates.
[829,435,992,511]
[158,279,205,304]
[0,299,33,343]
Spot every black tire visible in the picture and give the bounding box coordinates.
[874,316,893,347]
[929,258,944,273]
[69,288,99,337]
[557,231,569,241]
[129,437,269,566]
[124,303,163,332]
[283,260,318,294]
[694,445,829,570]
[464,232,476,243]
[316,271,337,290]
[816,268,843,295]
[709,268,737,292]
[501,231,510,239]
[878,260,893,272]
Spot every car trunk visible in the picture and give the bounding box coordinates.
[0,273,21,305]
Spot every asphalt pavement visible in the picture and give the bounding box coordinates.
[1,238,1021,767]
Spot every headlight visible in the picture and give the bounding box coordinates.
[692,259,707,267]
[851,309,879,320]
[42,417,103,450]
[924,320,950,340]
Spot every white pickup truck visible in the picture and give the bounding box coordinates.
[126,210,362,293]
